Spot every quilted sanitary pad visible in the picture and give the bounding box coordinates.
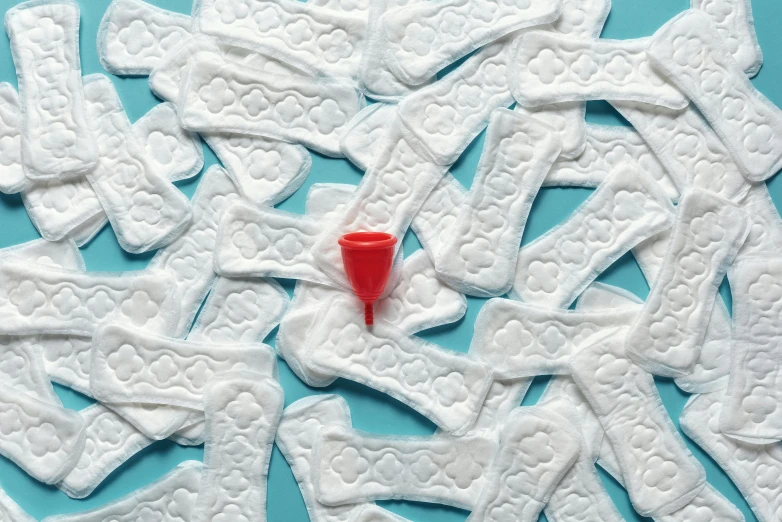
[179,52,364,157]
[721,254,782,444]
[625,190,749,378]
[379,0,561,85]
[570,329,707,517]
[89,323,278,409]
[6,0,98,181]
[468,405,581,522]
[314,424,498,509]
[196,0,367,79]
[98,0,192,76]
[434,108,561,297]
[0,382,86,485]
[511,31,688,110]
[648,10,782,182]
[305,297,493,434]
[511,164,675,308]
[191,372,283,522]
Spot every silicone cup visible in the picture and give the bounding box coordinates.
[339,232,398,325]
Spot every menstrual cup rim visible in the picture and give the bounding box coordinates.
[338,232,397,250]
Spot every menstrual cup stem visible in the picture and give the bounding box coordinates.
[364,302,374,326]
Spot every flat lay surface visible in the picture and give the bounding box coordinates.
[0,0,781,521]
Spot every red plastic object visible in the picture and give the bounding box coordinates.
[339,232,398,325]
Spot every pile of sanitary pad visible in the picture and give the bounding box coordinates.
[0,0,780,520]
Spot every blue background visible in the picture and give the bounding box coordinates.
[0,0,780,520]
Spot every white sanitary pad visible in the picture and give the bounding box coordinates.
[277,395,362,521]
[471,298,637,378]
[379,0,562,85]
[0,382,85,484]
[434,108,561,297]
[539,397,624,522]
[720,254,782,443]
[410,173,467,261]
[305,297,493,434]
[511,164,674,307]
[6,0,98,180]
[42,460,202,522]
[204,133,311,206]
[691,0,762,76]
[510,31,688,109]
[545,123,681,201]
[647,10,782,182]
[0,83,27,195]
[625,190,749,378]
[312,118,446,289]
[98,0,192,75]
[359,0,423,102]
[196,0,367,79]
[0,335,60,405]
[0,263,179,336]
[89,323,278,409]
[468,405,581,522]
[314,424,498,509]
[191,373,283,522]
[340,103,398,171]
[82,74,192,254]
[397,37,515,166]
[179,52,364,157]
[148,165,240,336]
[570,329,707,517]
[612,102,751,202]
[132,102,204,182]
[57,404,153,499]
[681,391,782,522]
[150,37,303,103]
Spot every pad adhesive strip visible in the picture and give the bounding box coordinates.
[510,31,687,109]
[380,0,561,85]
[468,405,581,522]
[97,0,192,75]
[41,460,202,522]
[6,0,98,180]
[570,330,707,517]
[0,382,86,485]
[305,297,493,434]
[179,53,364,157]
[626,190,749,378]
[647,10,782,182]
[314,424,498,509]
[191,373,283,522]
[196,0,367,79]
[90,323,278,410]
[435,108,561,297]
[720,254,782,443]
[511,165,674,307]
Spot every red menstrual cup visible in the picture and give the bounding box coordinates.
[339,232,398,325]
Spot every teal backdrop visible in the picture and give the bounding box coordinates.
[0,0,780,520]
